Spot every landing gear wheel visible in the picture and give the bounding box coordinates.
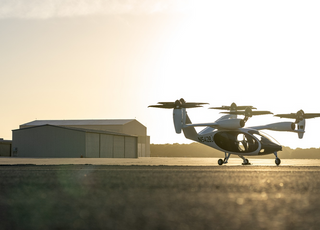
[275,158,281,166]
[242,158,250,165]
[218,159,224,165]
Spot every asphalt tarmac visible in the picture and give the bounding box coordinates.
[1,160,320,230]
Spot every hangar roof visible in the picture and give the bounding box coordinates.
[13,124,137,137]
[0,139,12,144]
[21,119,137,127]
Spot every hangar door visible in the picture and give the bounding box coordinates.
[85,133,137,158]
[86,133,99,158]
[125,137,136,158]
[100,134,113,158]
[114,136,125,158]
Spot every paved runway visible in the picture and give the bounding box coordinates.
[1,158,320,230]
[2,157,320,166]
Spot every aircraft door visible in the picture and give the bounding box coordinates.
[214,131,259,153]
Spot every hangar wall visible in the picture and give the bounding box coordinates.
[12,125,138,158]
[100,134,113,157]
[12,125,86,158]
[20,119,150,157]
[0,139,12,157]
[138,136,150,157]
[86,133,99,158]
[85,133,137,158]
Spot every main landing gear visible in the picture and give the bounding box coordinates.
[274,152,281,166]
[217,153,251,165]
[218,152,231,165]
[218,152,281,166]
[239,155,251,165]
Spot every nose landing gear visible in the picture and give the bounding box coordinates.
[274,152,281,166]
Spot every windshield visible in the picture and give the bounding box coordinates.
[249,130,280,145]
[214,131,259,153]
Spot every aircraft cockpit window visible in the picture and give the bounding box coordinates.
[237,134,245,142]
[214,131,258,153]
[260,131,280,145]
[253,134,262,141]
[237,134,247,151]
[249,130,280,145]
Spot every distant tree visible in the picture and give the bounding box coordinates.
[291,148,320,159]
[150,143,319,159]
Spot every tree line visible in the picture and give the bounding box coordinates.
[150,143,320,159]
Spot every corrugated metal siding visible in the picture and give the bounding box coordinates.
[12,125,138,158]
[84,133,138,158]
[86,133,100,158]
[12,126,86,158]
[125,137,136,158]
[100,134,113,158]
[19,119,149,157]
[138,143,146,157]
[113,136,125,158]
[123,120,146,136]
[0,141,11,157]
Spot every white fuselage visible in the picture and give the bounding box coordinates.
[193,128,282,156]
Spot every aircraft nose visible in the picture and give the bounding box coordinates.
[261,142,282,154]
[275,144,282,152]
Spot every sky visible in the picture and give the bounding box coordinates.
[1,0,320,149]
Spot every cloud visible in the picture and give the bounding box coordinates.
[0,0,189,19]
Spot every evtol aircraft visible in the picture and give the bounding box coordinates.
[149,98,320,165]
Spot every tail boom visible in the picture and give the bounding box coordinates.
[182,113,198,141]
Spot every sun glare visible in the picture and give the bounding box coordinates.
[148,1,320,148]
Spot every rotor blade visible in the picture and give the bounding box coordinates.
[158,102,208,106]
[251,111,273,115]
[209,106,256,110]
[149,100,208,109]
[274,113,297,119]
[303,113,320,119]
[235,106,257,110]
[148,104,175,109]
[209,106,232,110]
[220,111,272,116]
[183,105,206,108]
[181,102,209,108]
[275,113,320,119]
[157,102,175,105]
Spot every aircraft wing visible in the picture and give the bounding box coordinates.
[248,122,304,133]
[184,122,220,128]
[184,118,245,130]
[215,114,233,122]
[249,124,305,133]
[183,114,233,128]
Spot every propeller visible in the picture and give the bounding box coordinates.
[275,110,320,123]
[148,98,208,109]
[209,102,256,111]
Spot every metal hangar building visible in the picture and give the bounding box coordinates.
[12,119,150,158]
[0,139,12,157]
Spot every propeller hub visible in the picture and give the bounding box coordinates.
[180,98,186,104]
[245,107,253,117]
[174,100,182,109]
[296,110,305,123]
[231,103,237,111]
[148,99,208,109]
